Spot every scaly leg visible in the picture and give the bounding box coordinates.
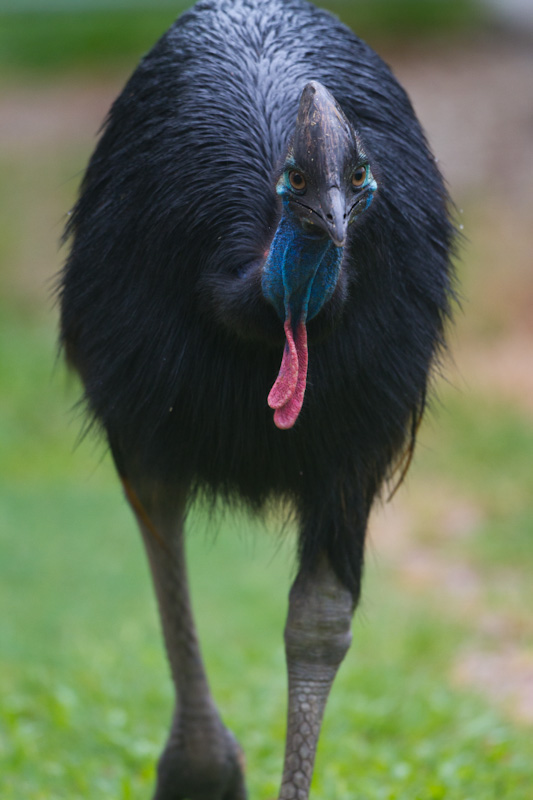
[277,555,355,800]
[123,479,247,800]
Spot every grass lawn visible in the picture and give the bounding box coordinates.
[0,1,483,75]
[1,228,533,800]
[2,367,533,800]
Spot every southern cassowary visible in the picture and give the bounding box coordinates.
[59,0,454,797]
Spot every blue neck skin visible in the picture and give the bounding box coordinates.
[261,198,344,327]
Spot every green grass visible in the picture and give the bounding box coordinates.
[0,8,183,75]
[1,297,533,798]
[414,390,533,594]
[419,392,533,511]
[2,477,533,799]
[0,1,485,75]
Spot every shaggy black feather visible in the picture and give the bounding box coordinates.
[59,0,455,596]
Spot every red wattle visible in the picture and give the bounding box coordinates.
[268,318,299,409]
[268,317,308,430]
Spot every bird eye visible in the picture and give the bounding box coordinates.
[351,165,368,188]
[288,170,306,191]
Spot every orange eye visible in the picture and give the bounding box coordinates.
[352,165,367,188]
[288,170,306,191]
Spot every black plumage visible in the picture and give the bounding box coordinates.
[59,1,454,796]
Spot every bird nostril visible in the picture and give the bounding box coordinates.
[326,213,333,220]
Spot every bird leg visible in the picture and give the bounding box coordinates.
[278,555,354,800]
[123,480,247,800]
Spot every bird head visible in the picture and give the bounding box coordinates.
[262,81,378,430]
[279,81,377,248]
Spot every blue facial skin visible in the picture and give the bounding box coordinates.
[261,205,343,325]
[262,168,377,326]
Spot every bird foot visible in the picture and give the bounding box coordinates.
[153,717,247,800]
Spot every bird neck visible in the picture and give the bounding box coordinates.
[262,202,344,326]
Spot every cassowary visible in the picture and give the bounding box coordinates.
[59,0,454,797]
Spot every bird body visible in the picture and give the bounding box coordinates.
[60,1,454,797]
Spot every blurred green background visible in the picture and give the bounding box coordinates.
[1,1,533,798]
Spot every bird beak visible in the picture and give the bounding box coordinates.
[321,187,347,248]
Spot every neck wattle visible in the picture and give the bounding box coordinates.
[262,208,344,429]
